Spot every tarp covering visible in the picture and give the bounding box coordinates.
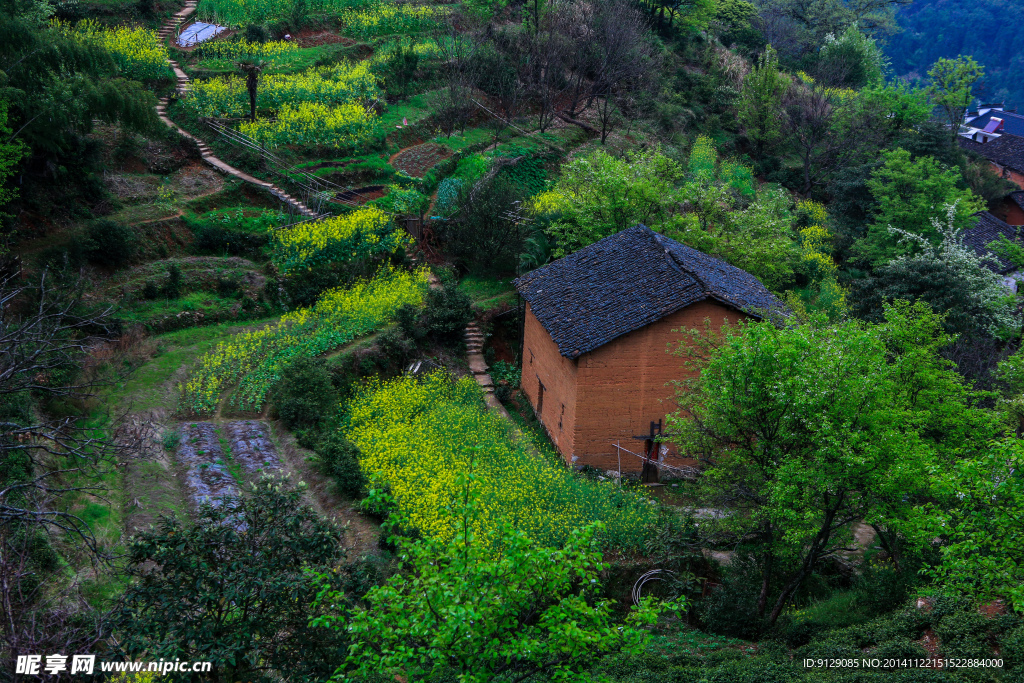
[177,22,226,47]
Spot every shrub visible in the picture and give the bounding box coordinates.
[163,263,182,299]
[933,610,992,659]
[1002,625,1024,669]
[420,283,472,349]
[376,327,416,367]
[86,219,137,268]
[272,356,338,430]
[316,432,365,496]
[191,223,271,259]
[699,556,764,640]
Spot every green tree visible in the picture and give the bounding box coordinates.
[325,473,668,682]
[816,23,887,88]
[0,100,27,217]
[535,148,682,256]
[926,437,1024,612]
[116,478,347,683]
[668,302,996,626]
[858,148,986,265]
[738,45,789,160]
[928,55,985,145]
[668,138,799,290]
[0,0,158,158]
[272,355,338,431]
[639,0,717,32]
[852,203,1020,336]
[85,219,137,269]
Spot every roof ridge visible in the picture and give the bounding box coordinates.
[647,228,710,294]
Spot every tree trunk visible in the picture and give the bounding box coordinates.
[756,550,773,618]
[767,503,841,625]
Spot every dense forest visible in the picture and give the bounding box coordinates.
[887,0,1024,107]
[2,0,1024,680]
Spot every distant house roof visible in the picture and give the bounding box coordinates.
[959,132,1024,174]
[514,225,787,359]
[966,109,1024,137]
[962,212,1023,275]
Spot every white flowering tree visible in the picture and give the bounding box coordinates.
[884,202,1021,335]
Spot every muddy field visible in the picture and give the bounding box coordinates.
[177,422,239,509]
[224,420,281,478]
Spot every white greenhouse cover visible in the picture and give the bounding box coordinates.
[177,22,227,47]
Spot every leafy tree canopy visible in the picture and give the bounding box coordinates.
[857,148,985,265]
[668,301,998,625]
[116,478,348,683]
[320,473,670,683]
[927,437,1024,612]
[534,148,682,257]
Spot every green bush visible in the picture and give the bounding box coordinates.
[933,611,993,659]
[1002,625,1024,669]
[376,327,416,367]
[86,219,137,268]
[316,432,365,497]
[272,356,338,430]
[191,223,271,259]
[420,283,473,349]
[699,556,764,640]
[163,263,182,299]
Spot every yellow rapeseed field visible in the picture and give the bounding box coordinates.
[181,267,428,414]
[273,206,410,273]
[345,372,658,549]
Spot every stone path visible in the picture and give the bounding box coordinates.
[465,321,509,417]
[154,2,318,218]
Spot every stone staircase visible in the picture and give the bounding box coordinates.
[465,322,508,415]
[153,1,318,218]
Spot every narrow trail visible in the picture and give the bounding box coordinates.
[155,3,318,218]
[465,321,509,417]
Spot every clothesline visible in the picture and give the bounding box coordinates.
[611,441,701,479]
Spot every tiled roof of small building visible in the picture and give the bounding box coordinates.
[959,132,1024,174]
[962,211,1023,275]
[967,109,1024,137]
[514,225,787,359]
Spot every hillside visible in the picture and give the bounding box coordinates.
[2,0,1024,679]
[888,0,1024,106]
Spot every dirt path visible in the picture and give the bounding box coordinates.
[154,3,318,218]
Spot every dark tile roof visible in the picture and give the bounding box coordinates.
[514,225,787,359]
[967,109,1024,137]
[962,211,1024,275]
[959,132,1024,174]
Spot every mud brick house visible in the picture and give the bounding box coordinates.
[513,225,786,475]
[995,191,1024,226]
